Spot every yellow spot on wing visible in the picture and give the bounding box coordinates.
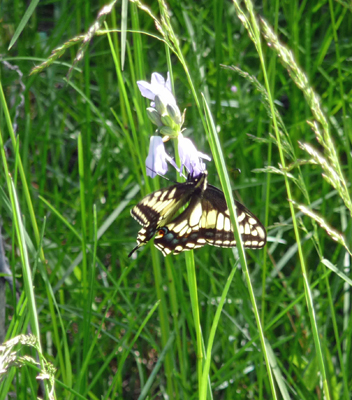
[179,224,189,236]
[224,217,231,232]
[256,226,265,238]
[205,210,217,228]
[144,197,157,207]
[216,213,224,230]
[190,203,203,227]
[238,212,246,222]
[173,220,188,233]
[168,188,177,198]
[160,191,168,200]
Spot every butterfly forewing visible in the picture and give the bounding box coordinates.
[131,184,190,227]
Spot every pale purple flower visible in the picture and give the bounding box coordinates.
[178,135,211,177]
[145,136,179,178]
[137,72,181,129]
[138,73,209,179]
[137,72,177,109]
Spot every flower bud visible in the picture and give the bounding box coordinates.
[146,107,163,127]
[166,104,182,125]
[154,95,167,115]
[161,114,176,128]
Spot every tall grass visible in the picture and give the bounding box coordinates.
[0,0,351,399]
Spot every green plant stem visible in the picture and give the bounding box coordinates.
[241,1,331,398]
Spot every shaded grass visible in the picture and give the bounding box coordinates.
[0,0,351,399]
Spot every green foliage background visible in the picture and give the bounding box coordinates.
[0,0,351,399]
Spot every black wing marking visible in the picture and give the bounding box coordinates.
[154,184,266,256]
[129,174,207,256]
[154,194,204,256]
[201,185,266,248]
[130,183,192,228]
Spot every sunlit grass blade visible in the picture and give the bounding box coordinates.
[260,18,352,217]
[8,178,51,397]
[231,2,332,399]
[265,339,290,400]
[199,267,236,400]
[35,218,72,392]
[202,92,277,399]
[184,251,204,395]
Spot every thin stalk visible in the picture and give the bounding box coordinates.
[77,133,88,392]
[203,94,277,399]
[238,1,330,398]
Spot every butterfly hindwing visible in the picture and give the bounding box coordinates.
[153,184,266,256]
[154,195,205,255]
[129,174,207,256]
[201,185,266,248]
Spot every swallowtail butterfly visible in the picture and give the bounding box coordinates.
[129,171,266,257]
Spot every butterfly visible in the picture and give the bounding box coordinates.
[128,171,266,257]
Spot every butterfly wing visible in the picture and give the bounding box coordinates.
[154,184,266,256]
[129,174,207,256]
[200,184,266,248]
[154,195,204,256]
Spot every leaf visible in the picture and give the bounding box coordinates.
[303,354,319,391]
[8,0,40,50]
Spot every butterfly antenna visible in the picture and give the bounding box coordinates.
[179,170,187,180]
[128,243,141,257]
[145,166,187,181]
[145,166,171,181]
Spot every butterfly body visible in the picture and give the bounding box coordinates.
[129,172,266,257]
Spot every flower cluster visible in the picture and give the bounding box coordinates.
[137,72,210,178]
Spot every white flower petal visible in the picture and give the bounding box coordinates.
[137,73,177,109]
[145,136,168,178]
[178,135,210,177]
[197,151,211,161]
[156,87,177,108]
[165,72,172,92]
[151,72,166,86]
[137,81,156,100]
